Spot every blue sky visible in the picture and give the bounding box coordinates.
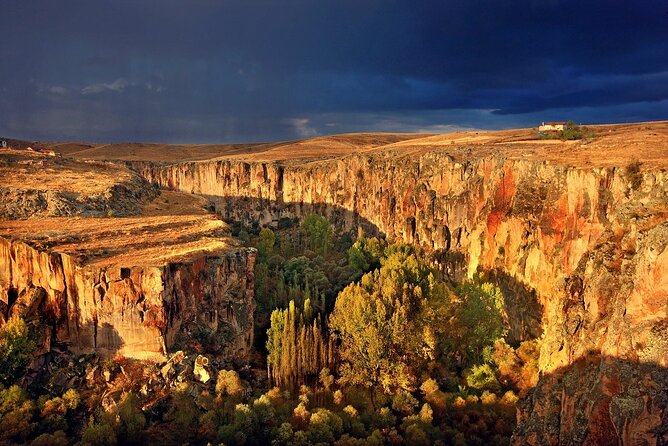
[1,0,666,143]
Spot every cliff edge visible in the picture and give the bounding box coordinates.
[130,121,668,444]
[0,151,256,362]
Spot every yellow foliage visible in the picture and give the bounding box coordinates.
[452,396,466,408]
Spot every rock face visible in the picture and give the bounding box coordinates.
[136,152,668,444]
[0,237,256,362]
[0,149,157,219]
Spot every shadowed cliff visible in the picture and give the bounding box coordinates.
[514,354,668,445]
[206,194,544,347]
[129,150,668,444]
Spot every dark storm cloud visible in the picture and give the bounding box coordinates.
[0,0,666,142]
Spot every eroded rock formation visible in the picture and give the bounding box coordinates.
[0,237,256,362]
[136,150,668,444]
[0,149,157,219]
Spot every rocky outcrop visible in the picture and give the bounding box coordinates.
[135,152,668,444]
[0,150,158,219]
[0,237,256,362]
[0,178,158,219]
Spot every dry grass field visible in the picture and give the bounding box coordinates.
[0,190,233,267]
[28,120,668,169]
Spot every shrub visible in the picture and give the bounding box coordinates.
[0,317,36,385]
[626,160,643,191]
[30,430,68,446]
[62,389,80,410]
[215,369,244,399]
[480,390,498,405]
[418,403,433,424]
[465,363,500,392]
[0,385,36,442]
[80,419,117,446]
[391,391,419,416]
[500,390,519,405]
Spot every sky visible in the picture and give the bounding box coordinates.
[0,0,666,143]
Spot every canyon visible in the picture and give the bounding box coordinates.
[0,150,256,363]
[1,121,667,444]
[133,122,668,444]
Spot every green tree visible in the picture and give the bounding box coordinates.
[80,418,117,446]
[329,245,451,396]
[301,214,333,256]
[347,236,386,277]
[0,317,36,385]
[465,363,500,392]
[308,408,343,444]
[116,393,146,445]
[449,278,507,367]
[258,227,276,262]
[560,120,584,140]
[266,300,334,389]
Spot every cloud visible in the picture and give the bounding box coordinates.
[146,82,164,93]
[0,0,666,142]
[81,78,129,95]
[47,86,67,95]
[286,118,318,138]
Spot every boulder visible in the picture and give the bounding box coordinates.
[193,355,210,383]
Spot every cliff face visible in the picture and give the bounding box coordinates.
[136,152,668,444]
[0,237,256,362]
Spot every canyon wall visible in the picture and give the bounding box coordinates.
[136,152,668,444]
[0,238,256,362]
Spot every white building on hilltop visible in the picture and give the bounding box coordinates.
[539,121,566,132]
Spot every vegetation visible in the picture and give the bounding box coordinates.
[0,317,36,386]
[330,244,451,394]
[539,120,595,140]
[266,300,335,389]
[0,214,541,445]
[625,159,643,191]
[251,217,364,317]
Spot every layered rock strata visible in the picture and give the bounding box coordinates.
[0,238,255,361]
[136,145,668,444]
[0,193,256,362]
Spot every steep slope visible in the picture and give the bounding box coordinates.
[133,121,668,444]
[0,148,157,219]
[0,161,257,362]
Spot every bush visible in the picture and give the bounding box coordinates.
[216,369,244,399]
[80,419,117,446]
[62,389,80,410]
[391,391,419,416]
[466,364,500,392]
[0,385,36,442]
[626,160,643,190]
[0,317,36,385]
[30,430,68,446]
